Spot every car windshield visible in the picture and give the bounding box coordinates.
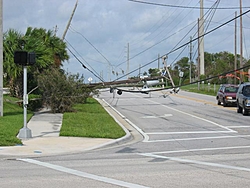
[225,86,238,93]
[243,86,250,96]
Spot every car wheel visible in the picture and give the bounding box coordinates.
[217,100,221,105]
[242,104,248,116]
[237,102,242,113]
[223,98,227,107]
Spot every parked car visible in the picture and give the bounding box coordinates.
[236,82,250,115]
[216,84,239,107]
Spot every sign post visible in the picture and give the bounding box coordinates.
[18,66,32,139]
[14,51,35,139]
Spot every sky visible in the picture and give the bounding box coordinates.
[3,0,250,83]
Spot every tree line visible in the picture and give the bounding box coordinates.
[146,51,250,85]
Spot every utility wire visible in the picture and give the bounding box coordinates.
[65,38,101,77]
[128,0,250,9]
[113,8,250,82]
[66,46,105,83]
[69,25,113,67]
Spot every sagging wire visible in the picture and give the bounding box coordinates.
[113,9,250,82]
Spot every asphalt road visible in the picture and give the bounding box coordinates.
[1,89,250,188]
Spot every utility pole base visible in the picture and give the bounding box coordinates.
[18,127,32,139]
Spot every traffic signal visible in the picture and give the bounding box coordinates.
[28,52,36,65]
[14,51,36,66]
[14,51,28,65]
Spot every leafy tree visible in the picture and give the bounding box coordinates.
[173,57,190,84]
[37,68,95,113]
[148,68,160,77]
[3,27,69,97]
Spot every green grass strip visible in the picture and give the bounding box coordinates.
[60,98,126,139]
[0,95,33,146]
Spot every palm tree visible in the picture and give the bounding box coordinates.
[3,27,69,97]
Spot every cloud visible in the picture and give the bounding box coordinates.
[3,0,250,82]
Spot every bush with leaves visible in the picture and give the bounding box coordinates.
[3,27,69,98]
[38,68,95,113]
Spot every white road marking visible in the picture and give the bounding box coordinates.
[17,158,149,188]
[227,126,250,128]
[145,99,236,133]
[148,145,250,154]
[141,114,173,119]
[125,118,150,142]
[146,131,233,135]
[139,153,250,172]
[145,134,250,143]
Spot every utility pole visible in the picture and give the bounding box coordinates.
[189,36,193,83]
[158,54,160,69]
[239,0,243,82]
[127,43,129,79]
[199,0,205,76]
[234,11,237,84]
[0,0,3,117]
[62,0,78,40]
[197,18,201,90]
[162,56,175,88]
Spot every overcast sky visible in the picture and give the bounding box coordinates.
[3,0,250,82]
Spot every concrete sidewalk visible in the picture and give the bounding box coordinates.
[0,104,132,157]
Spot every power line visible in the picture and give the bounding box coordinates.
[66,46,105,83]
[114,8,250,81]
[69,25,113,67]
[128,0,250,9]
[65,38,103,80]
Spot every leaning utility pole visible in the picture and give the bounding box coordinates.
[0,0,3,117]
[62,0,78,40]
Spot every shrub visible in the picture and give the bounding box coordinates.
[37,68,95,113]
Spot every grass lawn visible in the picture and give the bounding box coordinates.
[60,98,126,139]
[180,83,220,96]
[0,95,33,146]
[1,95,125,146]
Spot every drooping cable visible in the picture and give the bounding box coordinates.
[113,9,250,82]
[66,46,105,83]
[128,0,250,10]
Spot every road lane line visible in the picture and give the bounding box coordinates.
[145,134,250,143]
[227,126,250,128]
[17,158,149,188]
[148,145,250,154]
[139,153,250,172]
[145,99,236,133]
[102,99,149,142]
[146,131,233,135]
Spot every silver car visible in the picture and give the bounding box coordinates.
[236,82,250,115]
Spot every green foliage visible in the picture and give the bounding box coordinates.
[60,98,126,139]
[27,94,43,111]
[148,68,160,77]
[37,68,94,113]
[3,27,69,98]
[181,83,220,96]
[0,95,33,146]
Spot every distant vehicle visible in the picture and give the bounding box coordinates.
[236,82,250,115]
[216,84,238,107]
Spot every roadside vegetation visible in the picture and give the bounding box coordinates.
[180,83,220,96]
[60,98,125,139]
[0,95,33,146]
[1,95,125,146]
